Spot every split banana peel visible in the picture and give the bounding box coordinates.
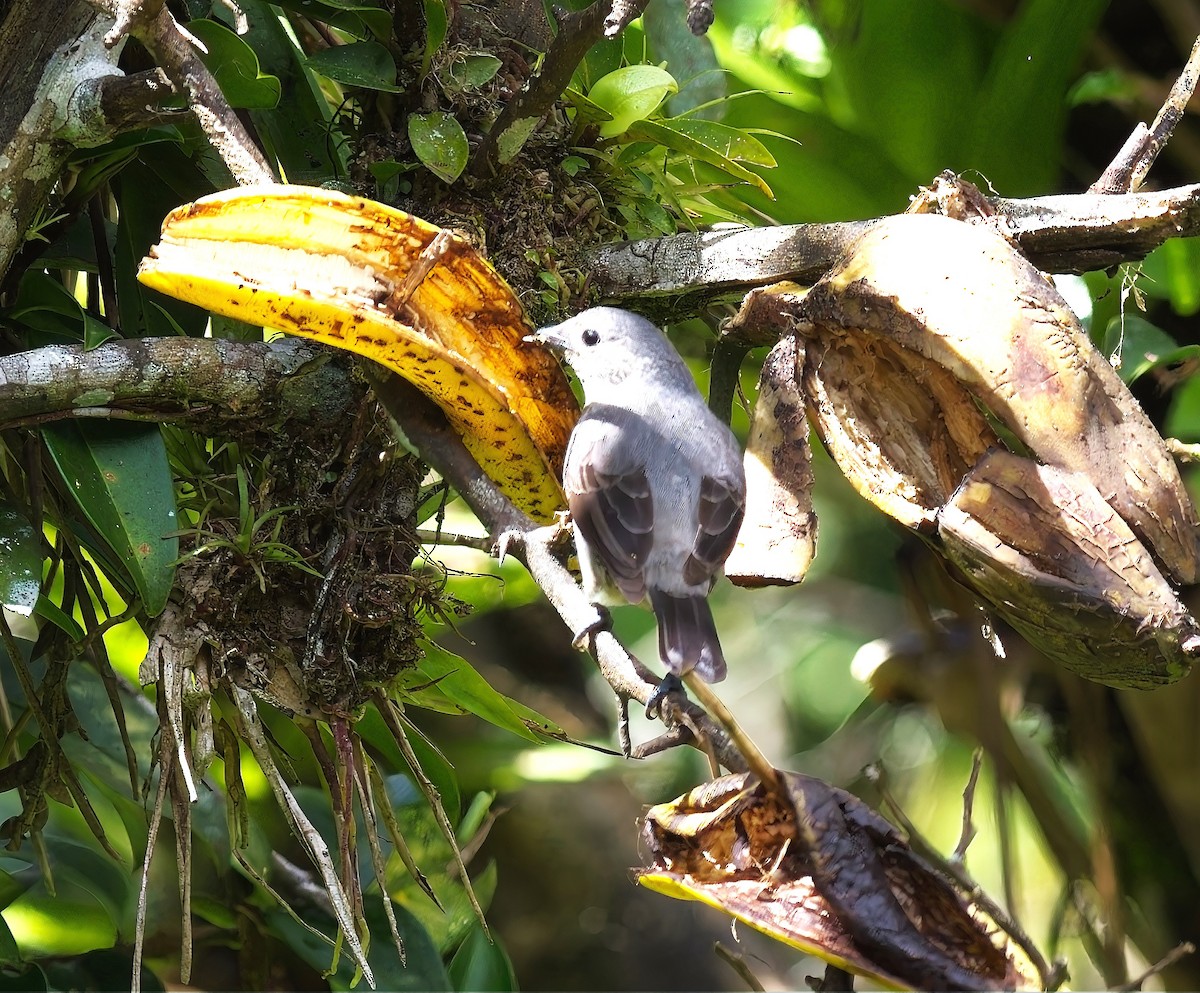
[731,212,1200,687]
[137,185,579,523]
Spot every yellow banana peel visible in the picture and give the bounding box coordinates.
[138,185,579,523]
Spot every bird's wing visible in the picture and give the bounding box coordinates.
[564,411,654,603]
[683,473,746,587]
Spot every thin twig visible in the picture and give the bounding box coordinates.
[866,763,1065,991]
[470,1,628,178]
[953,748,983,863]
[1092,34,1200,194]
[713,941,766,992]
[1112,940,1196,991]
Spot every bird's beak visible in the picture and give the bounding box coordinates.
[524,325,566,352]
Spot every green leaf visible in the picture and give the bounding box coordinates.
[643,0,726,120]
[188,19,282,109]
[589,64,679,137]
[1140,238,1200,316]
[42,421,179,615]
[1101,315,1196,384]
[422,0,449,78]
[414,644,540,742]
[448,923,516,992]
[408,112,469,184]
[627,118,774,197]
[448,54,501,90]
[236,0,349,182]
[33,595,84,641]
[0,506,39,619]
[307,41,401,92]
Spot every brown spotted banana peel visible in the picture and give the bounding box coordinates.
[801,211,1200,586]
[137,185,579,524]
[939,451,1200,687]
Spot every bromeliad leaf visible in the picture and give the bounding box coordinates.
[408,112,469,183]
[589,65,679,137]
[0,505,39,619]
[42,421,179,616]
[307,40,401,92]
[626,118,775,197]
[415,644,541,742]
[188,19,282,110]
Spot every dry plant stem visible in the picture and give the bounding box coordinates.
[683,672,780,792]
[867,765,1064,991]
[132,741,170,993]
[713,941,767,992]
[1092,33,1200,194]
[233,850,338,948]
[1113,940,1197,991]
[953,748,983,863]
[350,743,407,966]
[89,0,273,184]
[173,764,194,985]
[374,693,491,938]
[230,685,375,987]
[366,762,441,908]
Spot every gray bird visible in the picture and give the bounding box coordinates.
[528,307,746,692]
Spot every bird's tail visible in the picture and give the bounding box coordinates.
[648,591,727,683]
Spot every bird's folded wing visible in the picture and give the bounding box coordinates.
[565,414,654,602]
[683,475,746,587]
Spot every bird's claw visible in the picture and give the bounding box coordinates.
[571,605,612,650]
[645,672,685,720]
[494,528,523,566]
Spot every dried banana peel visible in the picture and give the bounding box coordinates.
[802,212,1200,585]
[138,185,579,523]
[940,451,1200,688]
[640,773,1039,991]
[725,332,817,586]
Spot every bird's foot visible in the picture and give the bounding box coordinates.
[645,672,685,720]
[570,605,612,650]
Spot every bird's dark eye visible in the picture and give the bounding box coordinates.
[581,328,600,346]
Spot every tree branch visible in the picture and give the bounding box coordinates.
[88,0,273,185]
[0,338,363,431]
[586,183,1200,307]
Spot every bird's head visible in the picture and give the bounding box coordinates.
[525,307,688,400]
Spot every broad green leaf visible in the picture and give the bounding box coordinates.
[448,54,501,90]
[0,869,32,915]
[589,64,679,137]
[1140,238,1200,317]
[307,41,401,92]
[1101,315,1200,384]
[236,0,348,182]
[627,118,773,197]
[408,112,469,184]
[414,644,540,742]
[448,923,516,992]
[0,506,39,619]
[659,116,776,165]
[42,421,178,616]
[643,0,726,120]
[422,0,449,77]
[33,596,84,642]
[188,19,282,109]
[0,914,19,966]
